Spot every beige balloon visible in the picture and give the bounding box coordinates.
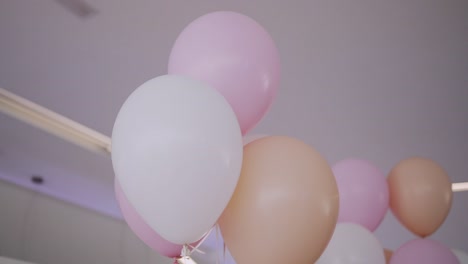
[219,136,339,264]
[388,157,452,237]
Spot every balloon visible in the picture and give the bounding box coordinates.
[219,136,339,264]
[115,180,186,257]
[390,239,459,264]
[242,134,268,145]
[384,248,393,264]
[111,75,243,244]
[168,11,281,135]
[384,249,393,263]
[452,249,468,264]
[316,223,386,264]
[387,157,452,237]
[332,159,389,231]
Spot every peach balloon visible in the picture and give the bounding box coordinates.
[388,157,452,237]
[219,136,339,264]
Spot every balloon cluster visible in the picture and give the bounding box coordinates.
[316,157,463,264]
[386,158,461,264]
[110,11,466,264]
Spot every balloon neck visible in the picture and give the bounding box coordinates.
[175,244,198,264]
[175,256,197,264]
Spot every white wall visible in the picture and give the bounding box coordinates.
[0,180,172,264]
[1,177,465,264]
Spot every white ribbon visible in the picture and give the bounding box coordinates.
[181,226,215,257]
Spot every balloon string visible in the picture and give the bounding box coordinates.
[215,224,220,264]
[186,226,214,256]
[223,239,226,264]
[218,224,226,264]
[181,244,191,257]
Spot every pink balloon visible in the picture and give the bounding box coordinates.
[168,11,280,135]
[332,159,389,231]
[391,239,460,264]
[115,181,185,258]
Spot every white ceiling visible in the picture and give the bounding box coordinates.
[0,0,467,259]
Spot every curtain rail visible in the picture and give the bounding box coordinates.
[1,87,467,192]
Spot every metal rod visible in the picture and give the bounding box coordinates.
[452,182,468,192]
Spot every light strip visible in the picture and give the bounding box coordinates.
[0,87,111,155]
[0,87,467,192]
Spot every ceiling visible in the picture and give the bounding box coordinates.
[0,0,467,258]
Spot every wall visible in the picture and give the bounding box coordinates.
[0,180,172,264]
[0,175,467,264]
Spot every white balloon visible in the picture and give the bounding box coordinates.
[316,223,385,264]
[452,249,468,264]
[111,75,243,244]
